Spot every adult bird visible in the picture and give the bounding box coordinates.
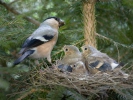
[14,17,64,65]
[81,45,120,73]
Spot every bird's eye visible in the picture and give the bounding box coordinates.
[54,18,57,20]
[65,48,68,51]
[73,65,76,67]
[84,48,87,50]
[54,18,59,22]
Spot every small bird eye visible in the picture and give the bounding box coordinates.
[65,48,68,51]
[73,65,76,67]
[84,48,87,50]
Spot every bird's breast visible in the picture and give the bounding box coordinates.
[29,35,58,59]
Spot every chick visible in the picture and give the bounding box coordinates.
[57,45,83,73]
[81,45,120,73]
[61,45,82,65]
[72,61,88,75]
[14,17,64,65]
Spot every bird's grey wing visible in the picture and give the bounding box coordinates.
[22,36,54,48]
[32,25,57,37]
[98,62,112,71]
[19,27,56,54]
[24,26,56,48]
[90,52,112,63]
[19,36,54,54]
[90,52,108,57]
[89,60,112,72]
[95,53,117,64]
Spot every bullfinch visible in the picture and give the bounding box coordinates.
[14,17,64,65]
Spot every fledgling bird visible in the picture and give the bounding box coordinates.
[81,45,120,73]
[57,45,83,72]
[71,61,88,75]
[62,45,83,65]
[14,17,64,65]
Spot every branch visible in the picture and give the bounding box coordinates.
[96,33,133,49]
[0,0,40,26]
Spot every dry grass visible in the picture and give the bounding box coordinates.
[31,65,133,96]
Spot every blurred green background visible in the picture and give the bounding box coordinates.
[0,0,133,99]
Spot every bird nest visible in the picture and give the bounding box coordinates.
[32,66,133,96]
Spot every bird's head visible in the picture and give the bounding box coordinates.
[63,45,80,56]
[43,17,65,28]
[81,45,92,56]
[72,61,85,69]
[81,45,98,56]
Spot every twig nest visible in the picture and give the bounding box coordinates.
[35,65,131,96]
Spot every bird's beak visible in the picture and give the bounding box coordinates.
[59,19,65,27]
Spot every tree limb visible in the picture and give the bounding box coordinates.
[0,0,40,26]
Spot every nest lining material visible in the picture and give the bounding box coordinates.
[33,67,132,95]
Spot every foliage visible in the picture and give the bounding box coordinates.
[0,0,133,100]
[47,87,86,100]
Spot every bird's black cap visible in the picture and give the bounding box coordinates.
[44,17,65,27]
[44,17,60,22]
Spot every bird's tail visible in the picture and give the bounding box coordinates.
[114,62,125,69]
[13,50,34,65]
